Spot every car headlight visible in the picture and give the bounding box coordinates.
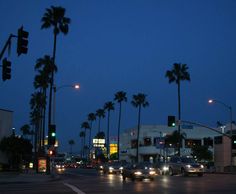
[200,165,204,168]
[109,167,114,170]
[134,171,142,175]
[149,170,156,175]
[99,165,103,169]
[186,165,191,168]
[119,167,123,170]
[162,166,169,171]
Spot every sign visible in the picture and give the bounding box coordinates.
[93,138,105,147]
[38,157,47,173]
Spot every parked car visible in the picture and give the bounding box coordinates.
[122,163,156,181]
[168,156,204,177]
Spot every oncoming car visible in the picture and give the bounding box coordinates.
[168,156,204,177]
[122,163,156,181]
[103,161,126,174]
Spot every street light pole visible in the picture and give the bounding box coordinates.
[53,84,80,124]
[208,99,233,172]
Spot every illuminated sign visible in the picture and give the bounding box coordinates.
[110,143,117,155]
[93,138,105,147]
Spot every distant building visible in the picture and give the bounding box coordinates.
[120,124,220,163]
[0,109,13,165]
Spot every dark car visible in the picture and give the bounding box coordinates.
[122,163,156,181]
[168,156,204,177]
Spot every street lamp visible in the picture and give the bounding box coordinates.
[53,84,80,124]
[208,98,233,171]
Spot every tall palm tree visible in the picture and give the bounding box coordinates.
[30,91,46,152]
[96,109,105,134]
[104,101,115,158]
[114,91,127,160]
[165,63,190,156]
[68,139,75,155]
[41,6,70,134]
[131,93,149,163]
[79,131,85,158]
[87,113,96,153]
[81,121,90,159]
[34,55,56,148]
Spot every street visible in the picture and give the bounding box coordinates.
[1,168,236,194]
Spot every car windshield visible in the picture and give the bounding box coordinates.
[181,157,196,163]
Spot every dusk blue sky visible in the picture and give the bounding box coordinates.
[1,0,236,153]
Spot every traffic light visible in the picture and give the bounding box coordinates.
[232,135,236,149]
[2,58,11,81]
[48,124,56,146]
[17,26,29,56]
[168,116,176,127]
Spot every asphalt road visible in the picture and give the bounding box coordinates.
[1,168,236,194]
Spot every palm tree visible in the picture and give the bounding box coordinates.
[30,91,46,152]
[68,139,75,155]
[96,109,105,134]
[114,91,127,160]
[20,124,30,139]
[81,121,90,159]
[41,6,70,134]
[131,93,149,163]
[87,113,96,153]
[165,63,190,156]
[104,101,115,158]
[34,55,56,148]
[79,131,85,158]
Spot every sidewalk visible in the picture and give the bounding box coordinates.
[0,169,60,184]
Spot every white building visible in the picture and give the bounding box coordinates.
[120,124,224,163]
[0,109,13,165]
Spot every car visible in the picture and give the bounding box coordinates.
[155,162,169,175]
[103,161,127,174]
[122,163,156,181]
[168,156,204,177]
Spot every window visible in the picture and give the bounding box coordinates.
[203,137,213,147]
[131,139,137,148]
[143,137,152,146]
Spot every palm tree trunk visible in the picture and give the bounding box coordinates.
[98,118,101,133]
[177,81,181,156]
[107,111,110,159]
[136,105,141,163]
[89,122,92,157]
[48,31,57,136]
[117,102,122,161]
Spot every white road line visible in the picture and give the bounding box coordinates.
[63,182,86,194]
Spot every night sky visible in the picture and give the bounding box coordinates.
[1,0,236,153]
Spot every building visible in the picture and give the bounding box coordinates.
[120,124,221,162]
[0,109,13,166]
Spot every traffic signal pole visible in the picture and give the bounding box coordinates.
[0,34,16,60]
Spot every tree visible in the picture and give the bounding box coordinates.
[114,91,127,160]
[165,63,190,156]
[191,145,213,161]
[20,124,31,139]
[165,130,186,154]
[81,121,90,159]
[104,101,115,158]
[41,6,70,135]
[131,93,149,163]
[79,131,85,158]
[34,55,56,149]
[87,113,96,152]
[0,135,33,170]
[96,109,105,133]
[68,139,75,155]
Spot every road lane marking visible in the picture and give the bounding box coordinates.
[63,182,86,194]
